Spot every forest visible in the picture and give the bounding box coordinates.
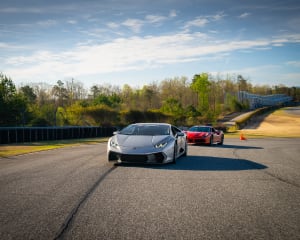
[1,72,299,127]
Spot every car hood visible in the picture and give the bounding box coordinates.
[188,132,210,137]
[115,134,170,147]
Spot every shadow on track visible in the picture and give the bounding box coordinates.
[116,155,267,171]
[214,144,263,149]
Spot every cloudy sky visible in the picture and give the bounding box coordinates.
[1,0,300,88]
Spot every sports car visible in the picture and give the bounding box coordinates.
[186,125,224,145]
[107,123,187,164]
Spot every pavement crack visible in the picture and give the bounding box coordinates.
[53,165,117,240]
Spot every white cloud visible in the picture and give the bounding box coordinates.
[184,17,209,29]
[276,73,300,86]
[238,12,251,19]
[67,20,77,25]
[107,22,119,29]
[109,12,174,33]
[184,13,225,30]
[286,61,300,67]
[0,7,43,13]
[212,12,226,21]
[122,18,144,33]
[4,32,283,83]
[37,20,57,27]
[169,10,177,18]
[145,14,166,23]
[0,42,27,50]
[0,42,14,49]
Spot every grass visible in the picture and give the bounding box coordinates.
[226,107,300,138]
[0,138,109,158]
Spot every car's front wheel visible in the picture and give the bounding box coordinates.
[183,142,187,156]
[209,136,213,146]
[171,143,177,164]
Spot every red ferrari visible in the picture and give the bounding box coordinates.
[186,125,224,145]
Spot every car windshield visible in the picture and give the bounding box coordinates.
[120,124,170,136]
[189,126,211,132]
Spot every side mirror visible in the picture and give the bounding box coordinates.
[176,132,184,137]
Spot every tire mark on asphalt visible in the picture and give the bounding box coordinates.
[53,164,117,240]
[233,148,299,188]
[262,171,300,188]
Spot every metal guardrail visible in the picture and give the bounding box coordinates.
[0,126,116,144]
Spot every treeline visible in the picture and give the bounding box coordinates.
[1,72,299,127]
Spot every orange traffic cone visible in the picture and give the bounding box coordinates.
[240,132,247,140]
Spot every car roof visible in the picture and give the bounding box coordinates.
[131,123,171,126]
[191,125,211,128]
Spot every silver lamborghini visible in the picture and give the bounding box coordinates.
[107,123,187,164]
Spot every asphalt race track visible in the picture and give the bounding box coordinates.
[1,138,300,240]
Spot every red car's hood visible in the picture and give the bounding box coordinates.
[187,131,210,137]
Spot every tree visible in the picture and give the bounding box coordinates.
[20,85,37,103]
[160,98,185,125]
[140,84,160,110]
[52,80,68,107]
[66,79,87,103]
[191,73,210,113]
[0,73,27,125]
[90,85,100,99]
[120,84,141,110]
[161,98,184,115]
[237,75,250,92]
[93,94,121,108]
[160,77,194,108]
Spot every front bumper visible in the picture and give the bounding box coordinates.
[187,137,210,144]
[108,151,167,164]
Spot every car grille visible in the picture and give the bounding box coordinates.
[188,137,207,143]
[121,154,148,163]
[120,153,165,163]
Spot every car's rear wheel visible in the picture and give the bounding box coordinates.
[218,135,224,145]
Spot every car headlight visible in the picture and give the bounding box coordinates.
[155,141,168,148]
[110,139,118,148]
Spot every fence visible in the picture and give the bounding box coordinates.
[0,126,116,144]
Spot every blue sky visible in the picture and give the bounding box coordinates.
[1,0,300,88]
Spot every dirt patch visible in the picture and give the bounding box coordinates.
[242,107,300,137]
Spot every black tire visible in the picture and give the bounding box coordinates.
[183,142,187,156]
[218,135,224,145]
[171,143,177,164]
[209,136,213,146]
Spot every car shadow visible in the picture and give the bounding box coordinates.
[116,155,267,171]
[214,144,263,149]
